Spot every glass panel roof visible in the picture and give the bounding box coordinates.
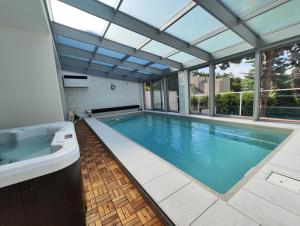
[92,60,113,67]
[105,24,148,48]
[138,71,152,75]
[141,40,176,57]
[61,54,89,62]
[166,6,224,43]
[50,0,108,36]
[96,0,120,9]
[50,0,300,79]
[96,47,126,59]
[168,52,196,63]
[245,1,300,36]
[196,30,243,53]
[119,0,190,28]
[220,0,272,16]
[127,56,149,65]
[117,66,134,71]
[56,35,96,52]
[151,63,168,70]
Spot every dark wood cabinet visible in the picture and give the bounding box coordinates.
[0,160,85,226]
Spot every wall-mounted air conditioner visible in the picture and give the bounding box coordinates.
[63,75,89,88]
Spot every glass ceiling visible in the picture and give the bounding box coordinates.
[49,0,300,80]
[220,0,273,17]
[119,0,190,28]
[105,24,148,48]
[92,60,114,67]
[196,30,244,53]
[61,53,89,62]
[245,1,300,36]
[50,0,108,36]
[127,56,149,65]
[168,52,197,63]
[141,40,176,57]
[151,63,169,70]
[96,47,125,60]
[56,35,96,52]
[166,6,224,43]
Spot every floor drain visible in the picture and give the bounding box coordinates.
[267,172,300,193]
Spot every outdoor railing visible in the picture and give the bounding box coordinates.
[191,88,300,120]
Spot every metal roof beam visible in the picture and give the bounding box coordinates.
[62,64,142,82]
[193,0,258,47]
[60,55,155,78]
[57,44,163,74]
[52,23,183,69]
[59,0,210,61]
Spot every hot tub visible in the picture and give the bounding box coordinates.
[0,122,85,226]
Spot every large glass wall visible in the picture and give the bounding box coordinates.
[152,80,163,110]
[189,67,210,114]
[144,82,152,110]
[260,43,300,120]
[215,54,255,116]
[167,75,179,112]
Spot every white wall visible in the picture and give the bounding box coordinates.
[0,25,65,129]
[63,71,142,117]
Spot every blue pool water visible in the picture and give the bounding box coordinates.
[102,112,290,194]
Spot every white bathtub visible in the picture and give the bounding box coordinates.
[0,122,80,188]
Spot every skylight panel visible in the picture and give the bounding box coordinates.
[61,54,89,62]
[92,60,113,67]
[126,56,149,65]
[196,30,244,53]
[50,0,109,36]
[105,24,148,48]
[138,71,152,75]
[245,1,300,36]
[56,35,96,52]
[97,47,126,59]
[96,0,121,9]
[119,0,190,28]
[220,0,272,17]
[141,40,176,57]
[168,52,196,63]
[117,66,134,71]
[166,6,224,43]
[151,63,168,70]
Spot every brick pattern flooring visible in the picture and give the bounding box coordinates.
[75,121,164,226]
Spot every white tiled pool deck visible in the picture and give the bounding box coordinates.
[85,111,300,226]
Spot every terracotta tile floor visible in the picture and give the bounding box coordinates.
[75,121,164,226]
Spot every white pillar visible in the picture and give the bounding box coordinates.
[253,50,261,120]
[162,76,168,111]
[178,70,189,115]
[150,81,154,110]
[209,63,215,116]
[140,82,145,110]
